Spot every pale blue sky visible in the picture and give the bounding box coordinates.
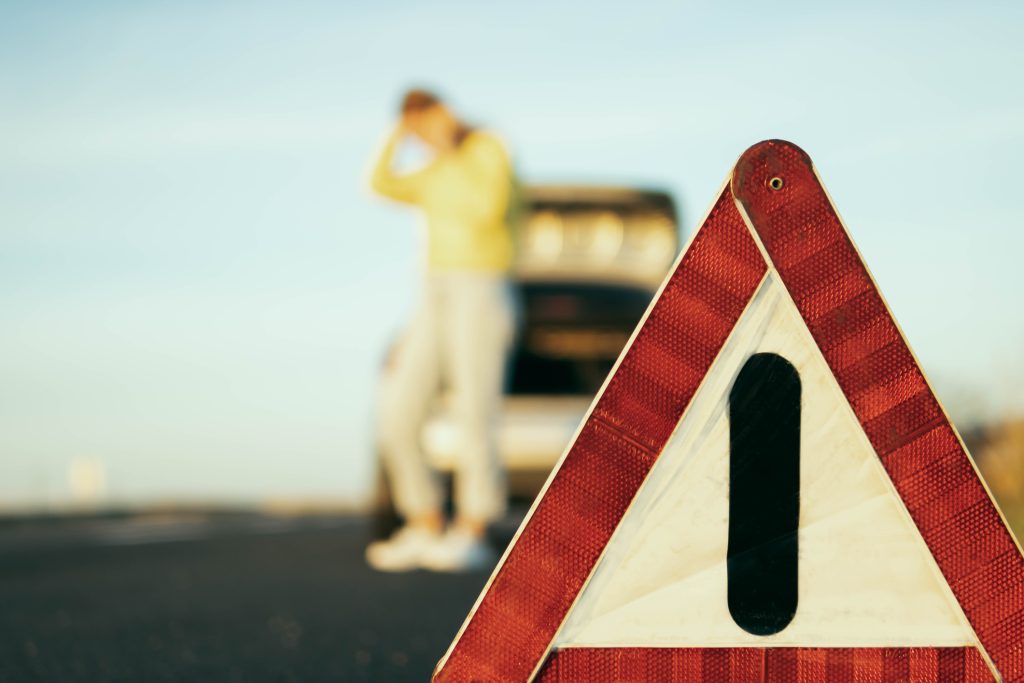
[2,1,1023,507]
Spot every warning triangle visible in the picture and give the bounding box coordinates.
[433,141,1024,683]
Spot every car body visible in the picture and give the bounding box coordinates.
[373,185,680,525]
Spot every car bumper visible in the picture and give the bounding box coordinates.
[421,396,592,472]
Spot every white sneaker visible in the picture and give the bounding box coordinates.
[365,526,440,572]
[420,528,496,573]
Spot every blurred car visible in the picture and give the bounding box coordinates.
[373,185,679,533]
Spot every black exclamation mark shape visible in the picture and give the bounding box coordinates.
[727,352,800,636]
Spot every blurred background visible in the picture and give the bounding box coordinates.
[3,1,1024,680]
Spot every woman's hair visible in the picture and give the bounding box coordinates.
[399,88,474,146]
[399,88,441,115]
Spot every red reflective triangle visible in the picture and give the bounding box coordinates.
[432,141,1024,683]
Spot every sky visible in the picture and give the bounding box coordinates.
[2,0,1023,509]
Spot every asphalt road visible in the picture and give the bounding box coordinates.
[0,512,501,682]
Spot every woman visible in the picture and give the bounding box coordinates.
[365,89,518,572]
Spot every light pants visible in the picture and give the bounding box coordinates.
[377,272,516,524]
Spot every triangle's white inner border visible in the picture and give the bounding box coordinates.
[554,273,980,648]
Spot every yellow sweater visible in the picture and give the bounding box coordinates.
[369,129,515,273]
